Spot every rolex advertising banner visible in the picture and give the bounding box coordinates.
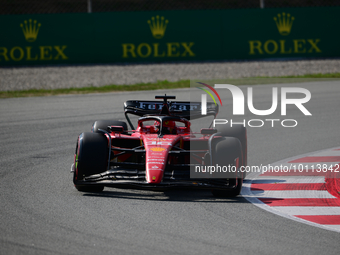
[221,8,340,59]
[0,7,339,66]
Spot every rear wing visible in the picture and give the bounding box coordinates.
[124,100,219,120]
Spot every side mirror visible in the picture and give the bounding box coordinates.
[200,128,217,135]
[108,126,124,133]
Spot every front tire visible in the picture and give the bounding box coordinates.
[73,132,108,192]
[216,124,247,176]
[211,137,243,197]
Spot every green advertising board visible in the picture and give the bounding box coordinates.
[0,7,339,66]
[222,7,340,59]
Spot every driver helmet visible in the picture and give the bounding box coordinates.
[162,120,176,134]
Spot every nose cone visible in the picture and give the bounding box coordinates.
[146,166,164,183]
[146,146,167,184]
[142,134,181,184]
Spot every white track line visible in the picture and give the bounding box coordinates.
[311,151,340,156]
[325,225,340,230]
[272,207,340,215]
[249,176,326,183]
[250,190,336,199]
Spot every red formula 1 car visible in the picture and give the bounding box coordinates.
[71,95,247,197]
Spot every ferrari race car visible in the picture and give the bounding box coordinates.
[71,95,247,197]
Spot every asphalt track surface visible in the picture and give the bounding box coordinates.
[1,81,339,255]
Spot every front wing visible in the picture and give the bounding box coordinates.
[73,169,240,191]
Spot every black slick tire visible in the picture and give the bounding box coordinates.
[73,132,108,192]
[216,124,247,175]
[211,137,243,197]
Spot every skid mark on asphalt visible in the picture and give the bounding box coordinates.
[242,146,340,233]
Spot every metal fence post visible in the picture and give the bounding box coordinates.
[87,0,92,13]
[260,0,265,9]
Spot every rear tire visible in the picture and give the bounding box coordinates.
[211,137,243,197]
[73,132,108,192]
[92,120,127,133]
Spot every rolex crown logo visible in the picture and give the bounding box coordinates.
[273,12,295,36]
[20,19,41,42]
[147,15,169,39]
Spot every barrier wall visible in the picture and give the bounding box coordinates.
[1,7,339,66]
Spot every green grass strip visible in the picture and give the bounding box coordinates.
[0,80,190,99]
[1,72,340,99]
